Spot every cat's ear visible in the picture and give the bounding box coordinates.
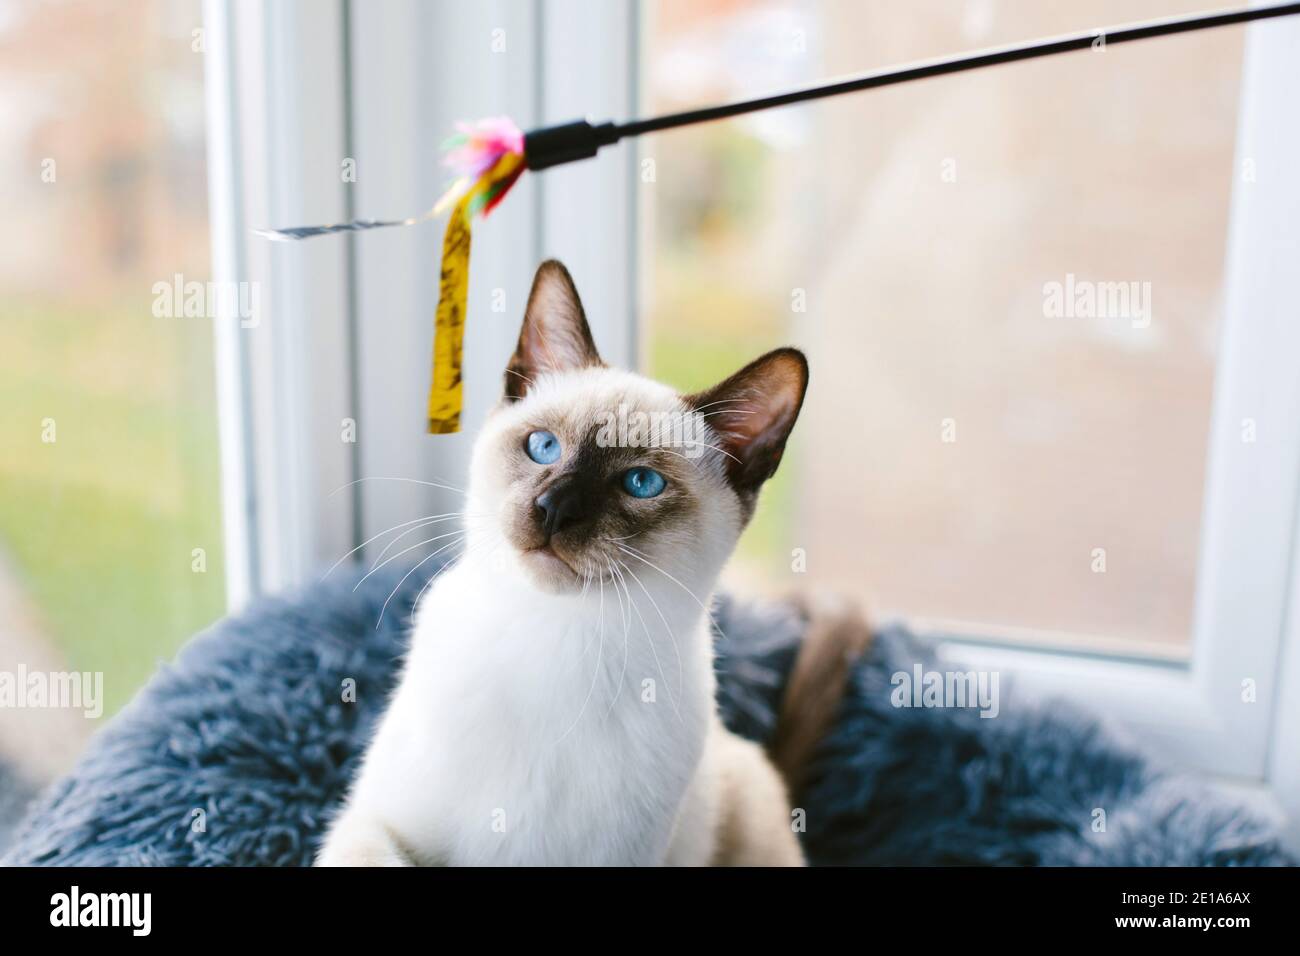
[686,347,808,497]
[505,259,602,400]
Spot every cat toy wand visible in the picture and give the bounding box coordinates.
[256,1,1300,434]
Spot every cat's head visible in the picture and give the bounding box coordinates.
[467,259,807,594]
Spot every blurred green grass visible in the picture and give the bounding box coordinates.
[646,281,799,585]
[0,298,226,717]
[644,125,805,586]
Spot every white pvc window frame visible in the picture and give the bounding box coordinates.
[203,0,638,600]
[938,13,1300,844]
[203,0,358,608]
[204,2,1298,846]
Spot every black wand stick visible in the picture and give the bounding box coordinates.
[524,2,1300,170]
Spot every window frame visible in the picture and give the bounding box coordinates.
[205,1,1299,848]
[204,0,639,599]
[918,11,1300,842]
[203,0,359,608]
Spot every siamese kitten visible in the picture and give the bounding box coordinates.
[318,260,849,866]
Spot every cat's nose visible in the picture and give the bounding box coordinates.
[535,483,586,539]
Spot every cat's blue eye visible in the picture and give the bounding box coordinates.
[526,430,561,464]
[622,467,666,499]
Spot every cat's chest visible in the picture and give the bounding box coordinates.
[429,711,688,864]
[390,659,696,864]
[389,627,704,863]
[420,618,705,771]
[379,567,714,864]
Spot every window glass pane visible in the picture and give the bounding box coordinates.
[641,0,1241,656]
[0,0,223,775]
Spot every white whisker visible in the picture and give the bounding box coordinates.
[616,543,726,641]
[676,439,741,464]
[616,559,686,718]
[329,475,467,497]
[354,529,466,591]
[553,566,605,747]
[409,534,501,622]
[504,367,537,389]
[697,408,757,420]
[376,535,468,628]
[602,559,632,721]
[370,513,469,568]
[322,513,456,579]
[689,397,753,413]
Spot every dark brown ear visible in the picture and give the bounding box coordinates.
[505,260,602,400]
[685,347,808,497]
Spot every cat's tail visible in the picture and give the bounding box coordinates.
[766,594,873,800]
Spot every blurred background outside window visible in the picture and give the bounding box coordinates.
[640,0,1240,658]
[0,0,223,771]
[0,0,1276,784]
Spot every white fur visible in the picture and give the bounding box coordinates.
[318,368,750,866]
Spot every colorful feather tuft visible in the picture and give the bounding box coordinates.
[434,116,526,218]
[425,116,528,434]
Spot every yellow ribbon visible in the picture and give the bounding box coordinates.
[427,151,525,434]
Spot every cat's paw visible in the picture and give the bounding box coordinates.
[315,812,413,867]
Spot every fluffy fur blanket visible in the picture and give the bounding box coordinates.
[2,563,1291,865]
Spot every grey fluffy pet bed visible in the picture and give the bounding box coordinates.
[2,561,1292,866]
